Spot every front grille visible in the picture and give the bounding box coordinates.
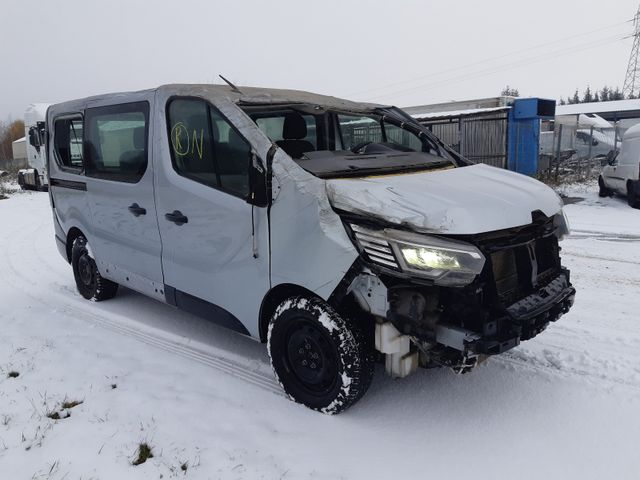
[351,226,400,269]
[489,235,561,304]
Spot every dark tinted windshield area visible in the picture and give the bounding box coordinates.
[241,105,455,178]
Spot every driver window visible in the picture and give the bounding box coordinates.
[167,98,251,198]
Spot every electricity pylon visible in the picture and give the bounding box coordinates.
[623,5,640,98]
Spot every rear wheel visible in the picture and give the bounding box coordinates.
[267,296,374,414]
[628,181,640,209]
[71,236,119,301]
[598,176,613,197]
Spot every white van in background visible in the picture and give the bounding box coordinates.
[18,103,50,190]
[599,123,640,208]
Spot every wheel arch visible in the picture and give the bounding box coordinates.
[65,227,85,263]
[258,283,323,343]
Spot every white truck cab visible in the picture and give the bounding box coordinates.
[19,103,51,190]
[599,123,640,208]
[47,85,575,414]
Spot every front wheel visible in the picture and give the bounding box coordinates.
[267,296,374,414]
[71,236,119,301]
[598,175,612,198]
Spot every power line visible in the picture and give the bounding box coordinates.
[347,19,633,99]
[365,33,628,102]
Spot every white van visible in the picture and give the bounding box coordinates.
[599,123,640,208]
[47,85,575,414]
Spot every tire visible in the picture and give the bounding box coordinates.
[17,171,26,191]
[267,296,374,415]
[598,176,612,198]
[71,236,119,301]
[628,181,640,209]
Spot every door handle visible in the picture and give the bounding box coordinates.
[128,203,147,217]
[165,210,188,226]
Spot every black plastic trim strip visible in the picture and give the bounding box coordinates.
[164,285,251,336]
[49,178,87,191]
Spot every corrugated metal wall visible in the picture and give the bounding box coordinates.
[420,113,509,168]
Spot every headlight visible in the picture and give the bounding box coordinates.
[349,224,485,286]
[554,210,571,241]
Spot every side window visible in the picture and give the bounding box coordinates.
[54,117,84,169]
[383,123,424,152]
[338,115,383,150]
[84,102,149,183]
[167,98,251,198]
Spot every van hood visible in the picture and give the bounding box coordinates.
[325,164,564,235]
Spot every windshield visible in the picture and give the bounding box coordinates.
[241,104,458,178]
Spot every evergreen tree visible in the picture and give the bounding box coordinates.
[600,86,610,102]
[571,89,580,104]
[501,86,520,97]
[582,86,593,103]
[611,87,624,101]
[559,97,567,106]
[593,92,600,102]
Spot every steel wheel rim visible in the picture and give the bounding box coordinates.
[285,319,338,395]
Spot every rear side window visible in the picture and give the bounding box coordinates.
[167,98,251,198]
[53,117,84,169]
[84,102,149,183]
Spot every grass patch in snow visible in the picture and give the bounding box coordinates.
[61,399,83,409]
[132,442,154,466]
[46,398,83,420]
[7,371,19,378]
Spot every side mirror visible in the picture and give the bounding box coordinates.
[28,126,41,153]
[592,139,599,146]
[606,150,618,166]
[247,152,269,207]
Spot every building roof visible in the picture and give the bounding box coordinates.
[12,136,26,145]
[409,106,510,121]
[556,99,640,116]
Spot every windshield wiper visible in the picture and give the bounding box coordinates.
[318,160,452,179]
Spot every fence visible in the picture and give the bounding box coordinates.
[538,121,622,182]
[421,112,509,168]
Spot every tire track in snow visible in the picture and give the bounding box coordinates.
[562,250,640,267]
[0,212,283,398]
[3,196,639,395]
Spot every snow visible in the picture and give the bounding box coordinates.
[556,99,640,116]
[409,106,509,120]
[1,187,640,479]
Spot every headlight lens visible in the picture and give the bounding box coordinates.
[349,224,485,286]
[401,247,462,270]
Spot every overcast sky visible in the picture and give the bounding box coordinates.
[1,0,638,120]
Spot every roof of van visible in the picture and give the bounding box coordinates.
[50,84,386,113]
[624,123,640,141]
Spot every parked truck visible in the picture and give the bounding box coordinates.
[18,103,50,190]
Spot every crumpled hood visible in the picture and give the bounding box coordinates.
[325,164,564,235]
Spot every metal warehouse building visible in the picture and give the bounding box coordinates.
[404,96,556,176]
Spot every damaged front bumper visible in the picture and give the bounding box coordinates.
[460,270,575,356]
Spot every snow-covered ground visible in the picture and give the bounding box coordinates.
[1,186,639,479]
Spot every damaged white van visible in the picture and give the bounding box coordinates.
[47,84,575,414]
